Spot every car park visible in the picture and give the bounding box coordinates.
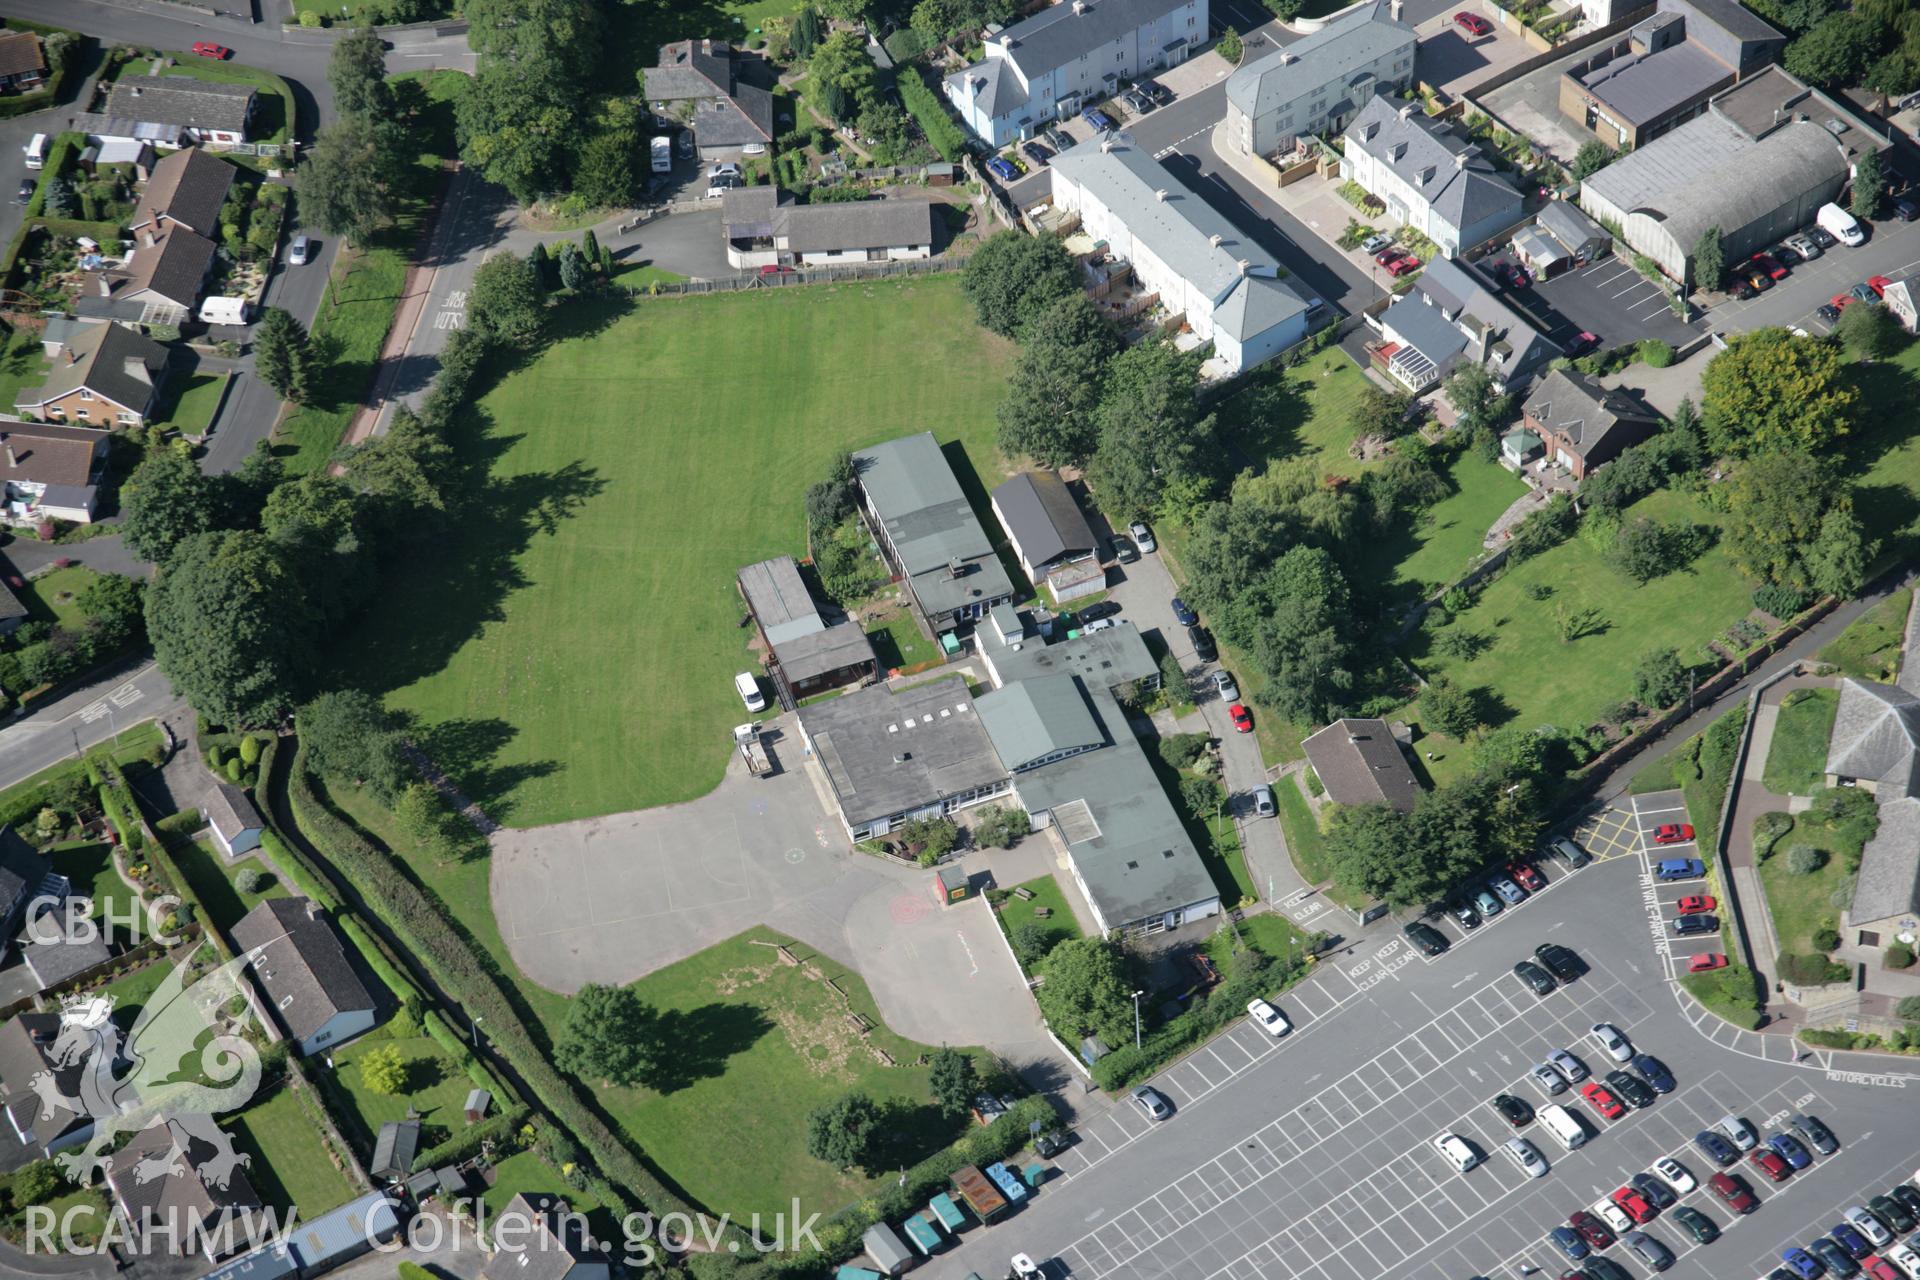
[1247,998,1291,1037]
[1746,267,1775,291]
[1473,888,1504,918]
[1493,1093,1535,1126]
[1887,1245,1920,1279]
[1654,823,1695,844]
[1853,282,1883,303]
[1532,1062,1569,1094]
[1813,1237,1863,1277]
[1361,233,1393,255]
[1569,1210,1616,1250]
[1491,875,1526,905]
[1211,670,1239,701]
[1251,785,1276,818]
[1653,1158,1695,1193]
[1514,960,1556,996]
[1624,1231,1674,1271]
[1674,913,1720,935]
[1689,951,1729,972]
[1749,1148,1792,1182]
[1128,521,1155,552]
[1434,1132,1479,1172]
[1753,251,1790,279]
[1189,625,1217,662]
[1783,1247,1825,1280]
[1611,1186,1656,1224]
[1589,1023,1632,1061]
[1895,197,1920,221]
[1021,142,1051,167]
[1767,1132,1813,1169]
[1606,1069,1654,1109]
[1536,943,1581,982]
[1591,1199,1634,1233]
[1509,862,1546,892]
[1718,1115,1760,1150]
[1656,858,1706,880]
[1676,894,1717,914]
[1776,244,1803,267]
[1504,1137,1549,1178]
[1630,1053,1674,1093]
[1673,1206,1718,1244]
[1562,330,1601,357]
[1549,836,1592,868]
[1581,1081,1625,1119]
[1834,292,1861,312]
[1494,260,1530,290]
[1404,921,1449,955]
[1549,1226,1591,1261]
[1810,225,1839,248]
[1792,1113,1839,1154]
[1711,1171,1758,1212]
[1729,276,1760,300]
[1548,1048,1588,1082]
[1849,1207,1894,1247]
[1880,1189,1920,1230]
[1586,1258,1632,1280]
[1228,703,1252,733]
[1832,1225,1874,1260]
[1865,1260,1905,1280]
[1455,9,1493,34]
[1869,274,1894,297]
[1081,107,1115,131]
[1695,1130,1739,1166]
[1131,1086,1171,1120]
[1788,232,1822,258]
[1629,1172,1675,1209]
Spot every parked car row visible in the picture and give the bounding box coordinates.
[1727,204,1868,298]
[1769,1164,1920,1280]
[1401,839,1591,958]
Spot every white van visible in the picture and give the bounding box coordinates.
[1818,201,1865,247]
[1538,1103,1588,1150]
[734,671,766,713]
[22,133,46,170]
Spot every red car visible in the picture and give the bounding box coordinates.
[1688,952,1728,973]
[1564,330,1600,357]
[1863,1258,1903,1280]
[1653,823,1694,845]
[759,264,794,275]
[1869,274,1894,297]
[1508,861,1545,892]
[1611,1186,1657,1225]
[191,41,231,59]
[1676,895,1717,915]
[1568,1210,1616,1250]
[1229,703,1254,734]
[1386,254,1422,277]
[1375,247,1405,268]
[1581,1081,1625,1120]
[1833,292,1860,311]
[1748,1148,1791,1182]
[1454,10,1493,35]
[1751,252,1789,280]
[1709,1171,1758,1214]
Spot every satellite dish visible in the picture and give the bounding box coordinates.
[1899,932,1916,946]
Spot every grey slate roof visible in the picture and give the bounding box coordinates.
[799,676,1007,827]
[1381,292,1468,367]
[975,673,1106,771]
[1537,200,1609,254]
[204,782,262,846]
[106,1119,262,1246]
[1050,134,1315,342]
[370,1120,419,1181]
[994,471,1096,572]
[485,1194,601,1280]
[21,919,112,991]
[66,113,184,148]
[944,55,1028,120]
[988,0,1196,78]
[853,432,1014,619]
[739,556,826,647]
[0,827,44,942]
[1849,795,1920,924]
[112,224,217,309]
[649,40,774,147]
[0,1011,94,1142]
[1576,41,1731,127]
[779,199,937,253]
[1346,96,1523,234]
[1522,367,1661,456]
[1302,718,1422,812]
[18,322,167,416]
[105,76,255,134]
[230,898,376,1042]
[720,185,778,238]
[1825,678,1920,797]
[1227,0,1414,120]
[0,575,25,628]
[1413,257,1558,381]
[137,146,235,236]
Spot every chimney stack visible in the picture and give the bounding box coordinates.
[1237,258,1250,275]
[1072,0,1086,11]
[140,228,155,249]
[1209,233,1223,246]
[1455,151,1469,169]
[1278,50,1295,64]
[3,437,15,470]
[1398,102,1415,122]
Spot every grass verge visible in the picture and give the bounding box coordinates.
[1761,688,1838,798]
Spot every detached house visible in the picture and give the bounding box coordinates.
[1303,718,1422,812]
[1369,257,1557,392]
[944,0,1209,147]
[1342,96,1525,258]
[647,40,774,158]
[1517,368,1663,479]
[0,1003,124,1156]
[0,420,110,524]
[720,188,937,268]
[231,898,379,1057]
[82,219,218,324]
[991,471,1102,603]
[105,1119,264,1260]
[133,146,235,238]
[0,30,48,94]
[16,323,170,429]
[103,77,256,146]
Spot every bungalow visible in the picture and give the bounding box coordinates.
[990,471,1103,604]
[0,419,111,524]
[854,432,1016,633]
[0,30,47,94]
[105,1119,264,1260]
[231,898,379,1057]
[204,782,263,859]
[16,323,170,429]
[1518,368,1663,479]
[484,1193,609,1280]
[132,146,236,238]
[0,1003,119,1155]
[1302,718,1423,812]
[646,40,774,158]
[104,77,256,147]
[736,556,876,704]
[720,188,937,268]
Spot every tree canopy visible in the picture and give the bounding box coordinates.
[146,531,318,727]
[302,115,401,245]
[1085,342,1215,522]
[996,293,1116,466]
[961,231,1080,338]
[554,983,661,1087]
[805,1092,883,1171]
[328,27,394,120]
[469,251,547,348]
[1699,327,1857,458]
[252,307,315,404]
[1035,936,1136,1046]
[121,449,217,565]
[297,689,408,802]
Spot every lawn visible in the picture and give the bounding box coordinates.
[1272,773,1368,909]
[149,371,228,437]
[865,602,938,673]
[225,1086,358,1217]
[93,958,171,1024]
[480,1148,620,1244]
[1205,912,1318,979]
[49,842,138,925]
[342,275,1015,827]
[598,927,975,1221]
[20,566,101,630]
[993,874,1083,972]
[1819,588,1912,681]
[170,839,287,938]
[0,327,49,411]
[1400,487,1756,784]
[1752,790,1869,954]
[1215,355,1380,482]
[323,1033,473,1152]
[1356,452,1525,604]
[1761,688,1838,797]
[277,70,465,473]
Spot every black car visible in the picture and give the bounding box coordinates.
[1075,601,1121,625]
[1673,1206,1718,1244]
[1514,960,1556,996]
[1873,1191,1918,1233]
[1694,1129,1739,1166]
[1886,1184,1920,1223]
[1674,913,1719,936]
[1631,1053,1676,1094]
[1810,1238,1859,1278]
[1033,1128,1071,1157]
[1492,1093,1535,1126]
[1894,196,1919,221]
[1585,1258,1632,1280]
[1607,1070,1656,1109]
[1188,624,1216,662]
[1810,225,1839,249]
[1535,943,1581,982]
[1818,303,1844,323]
[1450,901,1482,930]
[1630,1172,1676,1209]
[1791,1113,1839,1155]
[1404,921,1449,956]
[1111,535,1138,563]
[12,179,30,205]
[1138,77,1171,105]
[1728,276,1759,300]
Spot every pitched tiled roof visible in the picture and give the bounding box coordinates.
[1826,678,1920,797]
[138,147,235,236]
[649,40,773,146]
[1228,0,1413,120]
[106,1120,261,1246]
[108,224,217,309]
[231,898,376,1042]
[105,77,255,134]
[1303,718,1423,812]
[18,323,168,417]
[0,420,105,486]
[0,31,46,80]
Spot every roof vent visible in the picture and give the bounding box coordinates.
[1073,0,1087,11]
[1126,860,1139,870]
[1277,50,1296,65]
[1398,102,1414,122]
[948,557,967,577]
[1208,233,1223,247]
[1155,188,1169,201]
[1455,151,1469,169]
[893,753,910,764]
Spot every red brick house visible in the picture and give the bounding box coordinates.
[15,322,169,429]
[0,31,47,94]
[1520,368,1663,480]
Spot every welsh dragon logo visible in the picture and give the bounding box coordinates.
[30,951,264,1192]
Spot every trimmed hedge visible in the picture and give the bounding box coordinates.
[899,67,967,162]
[22,133,82,219]
[413,1105,529,1170]
[336,913,418,1000]
[259,828,340,910]
[154,808,203,845]
[89,756,144,854]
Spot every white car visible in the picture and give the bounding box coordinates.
[1590,1198,1634,1233]
[1652,1157,1695,1194]
[1885,1244,1920,1280]
[1589,1022,1633,1062]
[1846,1206,1892,1246]
[1504,1137,1549,1178]
[286,233,311,266]
[1128,520,1156,553]
[1434,1132,1479,1172]
[1011,1255,1042,1279]
[1247,998,1291,1037]
[1212,670,1240,702]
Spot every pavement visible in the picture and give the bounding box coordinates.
[0,657,181,794]
[929,827,1920,1280]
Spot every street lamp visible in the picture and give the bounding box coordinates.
[1131,989,1144,1050]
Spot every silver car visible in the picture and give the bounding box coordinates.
[1624,1231,1675,1272]
[1251,785,1276,818]
[1132,1086,1171,1121]
[1548,1048,1589,1083]
[1128,521,1156,553]
[1716,1114,1759,1151]
[286,233,311,266]
[1212,670,1240,702]
[1531,1062,1569,1095]
[1589,1022,1633,1062]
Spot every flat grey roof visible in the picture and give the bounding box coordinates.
[776,621,875,684]
[800,676,1006,827]
[1674,0,1783,43]
[1576,42,1731,127]
[739,556,825,646]
[984,618,1159,688]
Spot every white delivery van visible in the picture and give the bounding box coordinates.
[650,136,672,174]
[734,671,766,713]
[23,133,46,170]
[1818,201,1865,246]
[1538,1103,1589,1150]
